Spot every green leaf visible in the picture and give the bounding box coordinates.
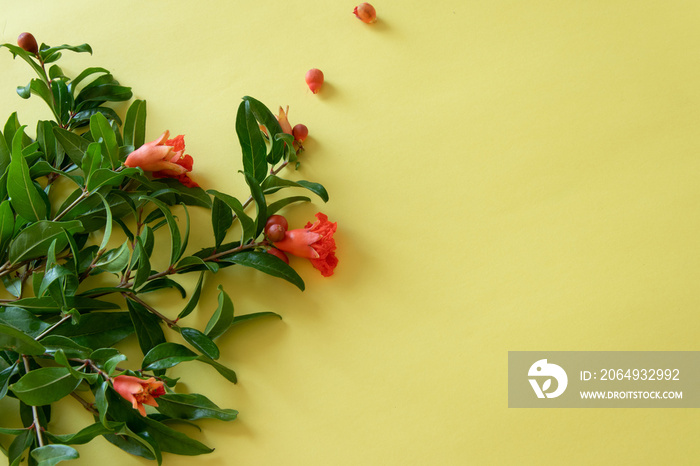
[86,167,134,191]
[0,362,19,400]
[196,355,237,383]
[244,171,267,236]
[36,121,58,165]
[10,367,81,405]
[102,422,160,464]
[126,298,165,356]
[40,42,92,61]
[137,277,186,297]
[266,196,312,216]
[53,349,99,384]
[0,200,16,260]
[133,238,151,290]
[261,175,329,202]
[90,112,119,169]
[177,272,204,320]
[39,335,91,358]
[37,265,74,299]
[0,130,11,176]
[75,84,132,109]
[52,127,89,166]
[30,444,79,466]
[0,322,46,355]
[52,312,134,349]
[7,128,47,222]
[140,195,182,266]
[142,343,198,371]
[140,416,213,456]
[232,311,282,326]
[51,80,73,126]
[228,250,305,291]
[68,67,109,95]
[8,428,33,466]
[205,285,234,339]
[236,99,268,183]
[180,327,219,360]
[242,96,286,165]
[8,220,83,265]
[1,43,45,81]
[0,307,50,338]
[211,196,232,248]
[207,189,255,243]
[94,380,109,427]
[123,99,147,148]
[175,256,219,274]
[44,422,113,445]
[156,393,238,421]
[94,241,131,274]
[8,296,119,314]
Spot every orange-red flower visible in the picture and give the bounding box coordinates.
[124,131,198,187]
[273,213,338,277]
[112,375,166,417]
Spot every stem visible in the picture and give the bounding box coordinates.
[54,189,89,221]
[70,392,98,415]
[122,292,177,327]
[35,314,73,340]
[21,356,45,447]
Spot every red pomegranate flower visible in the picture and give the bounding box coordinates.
[273,213,338,277]
[124,131,198,187]
[112,375,166,417]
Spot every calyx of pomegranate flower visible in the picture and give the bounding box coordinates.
[124,131,198,187]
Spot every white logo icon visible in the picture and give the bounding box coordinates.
[528,359,568,399]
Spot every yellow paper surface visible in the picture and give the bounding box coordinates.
[1,1,700,464]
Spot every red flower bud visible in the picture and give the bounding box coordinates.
[305,69,324,94]
[292,124,308,143]
[353,3,377,24]
[267,247,289,264]
[17,33,38,55]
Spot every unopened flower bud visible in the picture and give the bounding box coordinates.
[353,3,377,24]
[265,215,288,242]
[292,124,308,143]
[267,247,289,264]
[305,69,324,94]
[17,33,38,55]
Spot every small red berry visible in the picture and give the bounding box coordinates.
[265,215,288,232]
[17,33,38,55]
[292,124,308,143]
[353,3,377,24]
[267,247,289,264]
[305,69,324,94]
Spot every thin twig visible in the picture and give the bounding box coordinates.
[21,356,44,447]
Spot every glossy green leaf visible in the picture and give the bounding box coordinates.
[52,127,89,165]
[126,298,165,356]
[156,393,238,421]
[53,349,99,384]
[51,79,73,126]
[52,312,134,349]
[133,238,151,290]
[10,367,81,405]
[68,67,109,95]
[244,171,267,236]
[8,220,83,264]
[261,175,329,202]
[205,285,234,339]
[140,416,214,456]
[0,363,20,400]
[175,256,219,274]
[1,43,45,81]
[266,196,312,216]
[123,99,147,148]
[94,241,130,274]
[236,99,268,183]
[0,130,10,175]
[228,250,305,290]
[36,121,58,165]
[37,265,73,300]
[30,444,79,466]
[40,42,92,61]
[181,327,219,360]
[177,272,204,320]
[0,322,45,355]
[196,355,237,383]
[211,196,232,248]
[102,422,161,464]
[17,80,54,116]
[207,189,255,243]
[94,379,109,427]
[8,428,33,466]
[75,84,132,109]
[138,277,186,298]
[242,96,286,165]
[90,112,119,169]
[39,335,91,359]
[0,200,15,258]
[44,422,115,445]
[232,311,282,326]
[7,128,47,222]
[9,296,119,314]
[150,181,212,208]
[0,307,50,338]
[140,195,181,265]
[142,343,198,370]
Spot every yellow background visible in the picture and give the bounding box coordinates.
[1,0,700,464]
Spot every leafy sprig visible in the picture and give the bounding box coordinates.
[0,35,330,465]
